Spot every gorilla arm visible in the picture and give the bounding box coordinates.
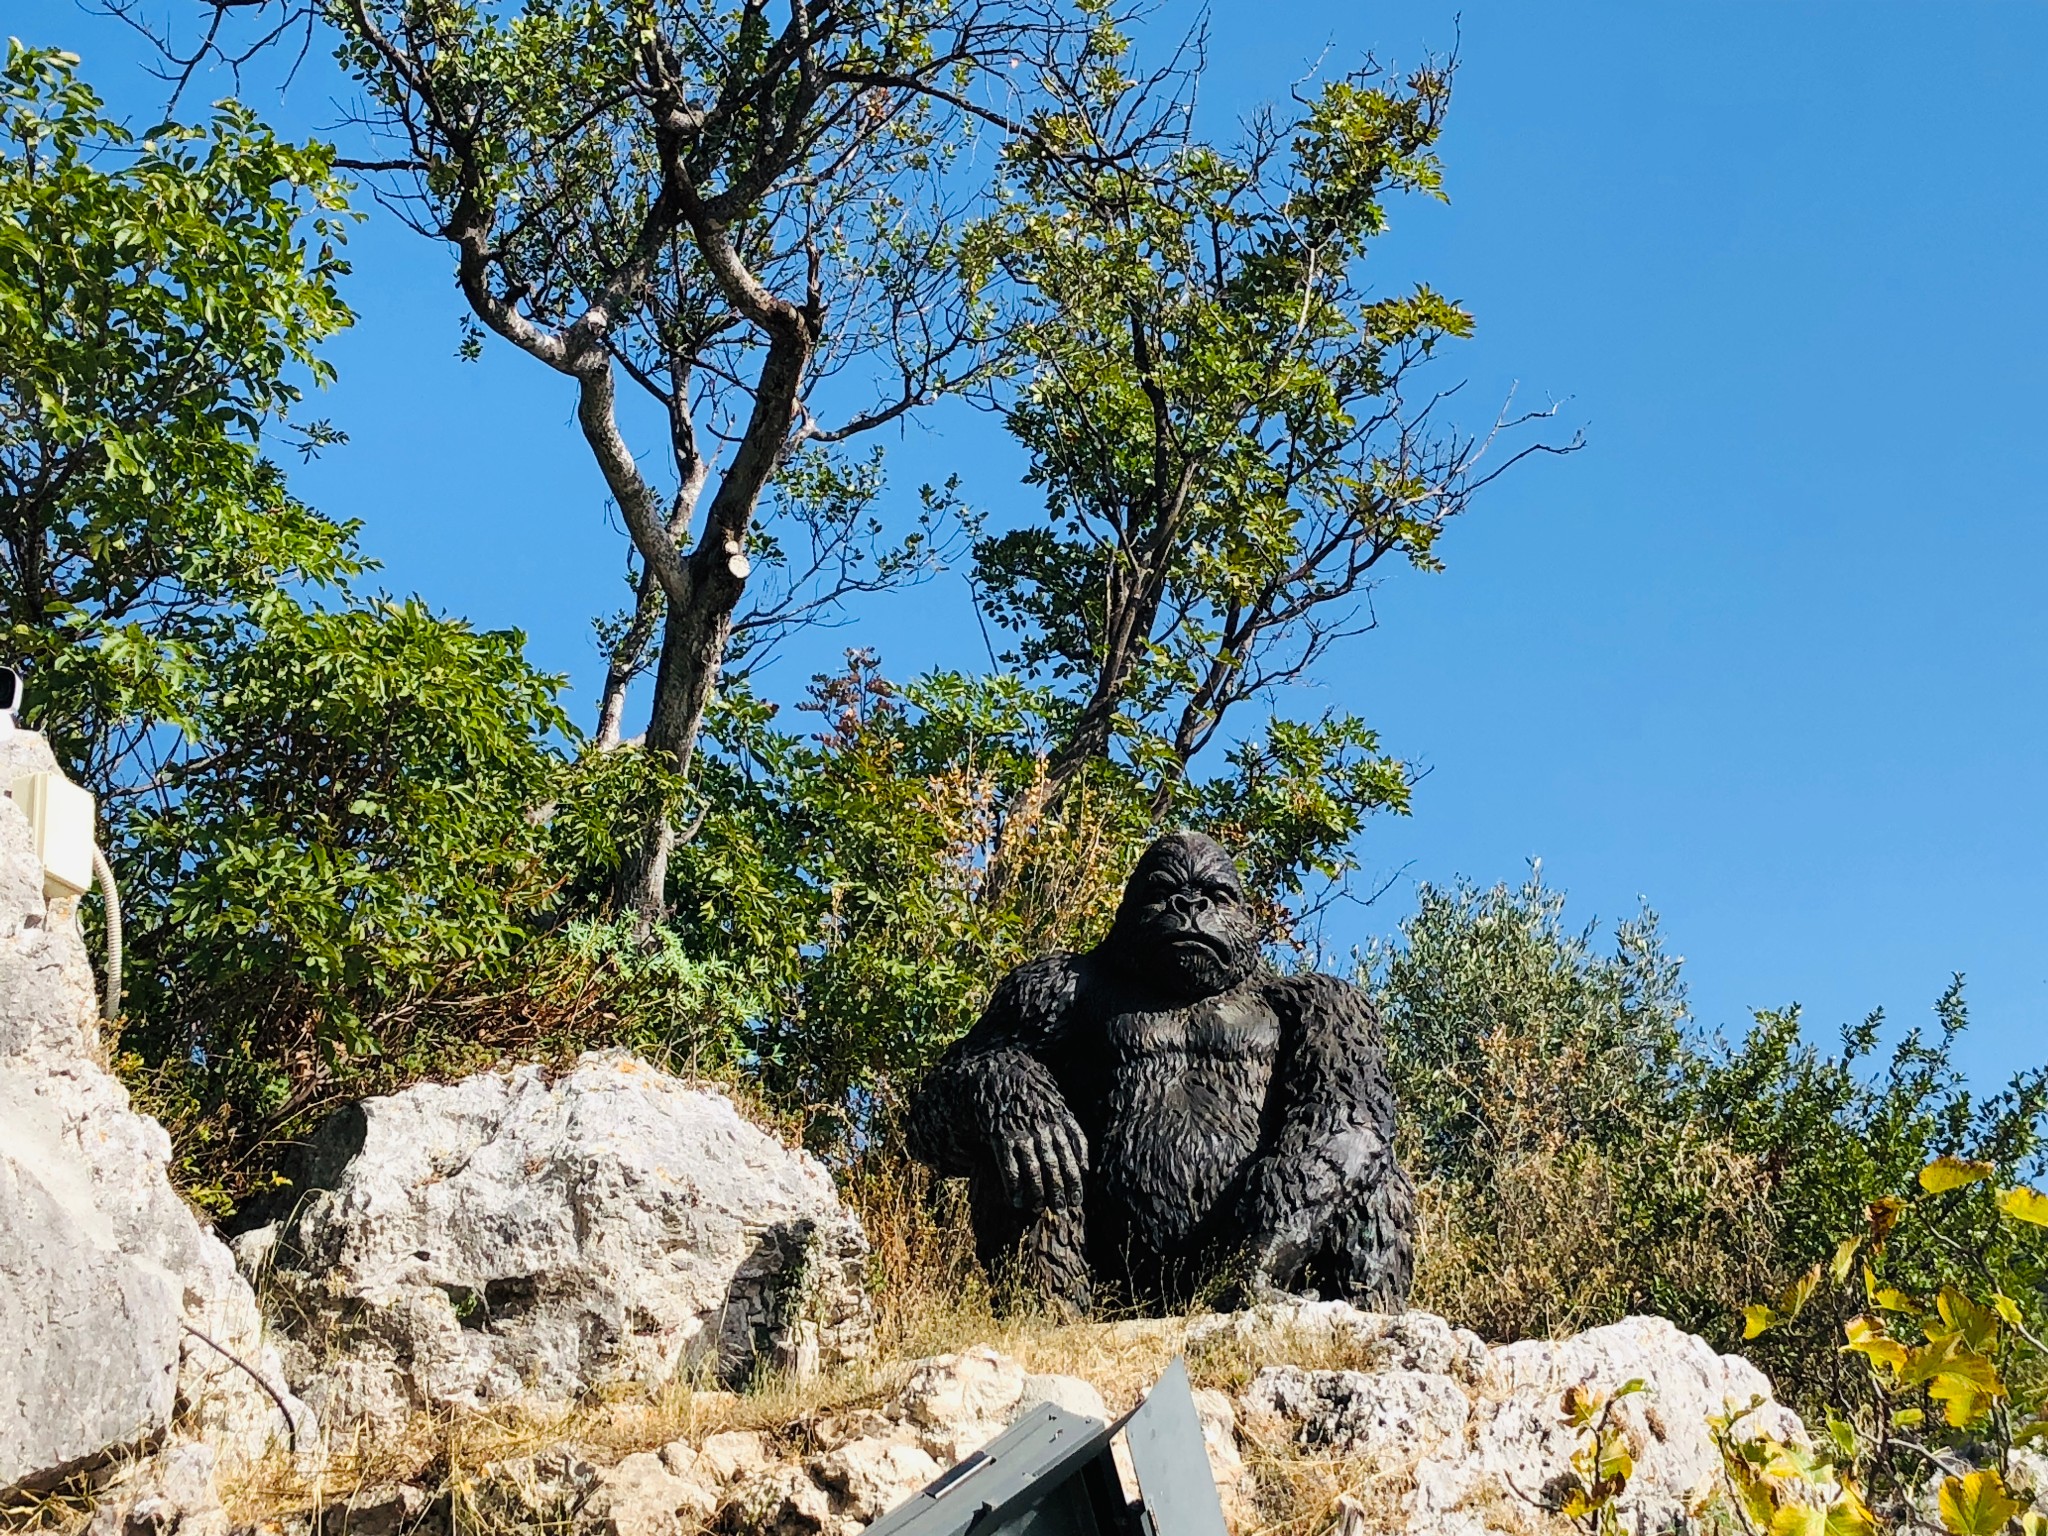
[907,953,1090,1215]
[1234,972,1413,1304]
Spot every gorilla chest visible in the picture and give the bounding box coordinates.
[1088,989,1281,1249]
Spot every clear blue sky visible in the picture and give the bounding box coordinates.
[16,2,2048,1085]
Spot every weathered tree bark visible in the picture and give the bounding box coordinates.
[611,212,814,917]
[594,561,664,750]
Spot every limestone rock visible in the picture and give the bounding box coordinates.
[1242,1310,1807,1535]
[1246,1365,1471,1462]
[1189,1302,1489,1385]
[809,1440,943,1524]
[263,1052,872,1433]
[0,730,308,1494]
[83,1442,230,1536]
[696,1431,773,1487]
[720,1463,837,1536]
[1425,1314,1806,1534]
[583,1450,720,1536]
[1189,1387,1254,1526]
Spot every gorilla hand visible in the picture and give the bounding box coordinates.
[971,1052,1089,1212]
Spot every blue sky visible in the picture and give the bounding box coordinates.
[16,2,2048,1085]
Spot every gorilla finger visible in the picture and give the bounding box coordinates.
[1034,1130,1073,1204]
[1068,1123,1089,1174]
[1039,1128,1079,1200]
[1000,1143,1028,1208]
[1054,1128,1086,1193]
[1010,1138,1046,1208]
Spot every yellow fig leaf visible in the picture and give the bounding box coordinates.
[1780,1263,1822,1318]
[1562,1383,1601,1427]
[1772,1507,1826,1536]
[1872,1285,1918,1315]
[1939,1469,2022,1535]
[1826,1483,1879,1536]
[1829,1234,1864,1283]
[1995,1294,2025,1327]
[1892,1407,1925,1430]
[1921,1156,1996,1194]
[1936,1288,2001,1352]
[1843,1315,1910,1374]
[1744,1303,1781,1340]
[2024,1513,2048,1536]
[1998,1185,2048,1226]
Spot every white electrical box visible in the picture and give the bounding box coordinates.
[12,771,96,900]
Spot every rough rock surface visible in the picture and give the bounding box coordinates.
[391,1304,1810,1536]
[261,1053,874,1433]
[82,1442,230,1536]
[0,729,308,1494]
[460,1347,1111,1536]
[1236,1306,1805,1535]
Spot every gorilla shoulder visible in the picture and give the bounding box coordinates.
[1259,968,1379,1026]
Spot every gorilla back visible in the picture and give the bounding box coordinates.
[908,832,1415,1314]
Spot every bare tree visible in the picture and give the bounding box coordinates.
[329,0,1083,915]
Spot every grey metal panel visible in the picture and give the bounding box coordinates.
[1121,1360,1230,1536]
[863,1404,1122,1536]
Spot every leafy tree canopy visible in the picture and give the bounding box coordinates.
[0,43,360,793]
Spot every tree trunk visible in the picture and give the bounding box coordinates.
[614,563,739,918]
[595,560,664,749]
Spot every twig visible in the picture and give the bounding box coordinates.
[180,1323,300,1452]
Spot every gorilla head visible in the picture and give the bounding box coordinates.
[1103,831,1262,1000]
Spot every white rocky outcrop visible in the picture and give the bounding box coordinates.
[414,1306,1806,1536]
[256,1053,875,1435]
[0,729,308,1496]
[1232,1304,1807,1535]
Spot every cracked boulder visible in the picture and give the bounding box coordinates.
[0,729,308,1494]
[259,1053,872,1436]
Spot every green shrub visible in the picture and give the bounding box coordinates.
[1376,872,2048,1415]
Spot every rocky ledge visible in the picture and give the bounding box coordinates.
[153,1302,1808,1536]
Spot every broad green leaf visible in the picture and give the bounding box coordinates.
[1771,1508,1825,1536]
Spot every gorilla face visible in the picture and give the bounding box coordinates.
[1105,832,1262,1000]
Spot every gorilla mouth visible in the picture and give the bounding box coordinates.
[1167,932,1231,962]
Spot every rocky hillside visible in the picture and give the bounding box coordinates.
[0,750,1898,1536]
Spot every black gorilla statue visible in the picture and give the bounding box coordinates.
[907,831,1414,1313]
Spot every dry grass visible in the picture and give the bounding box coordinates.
[8,1151,1596,1536]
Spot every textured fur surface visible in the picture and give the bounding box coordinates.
[908,832,1415,1313]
